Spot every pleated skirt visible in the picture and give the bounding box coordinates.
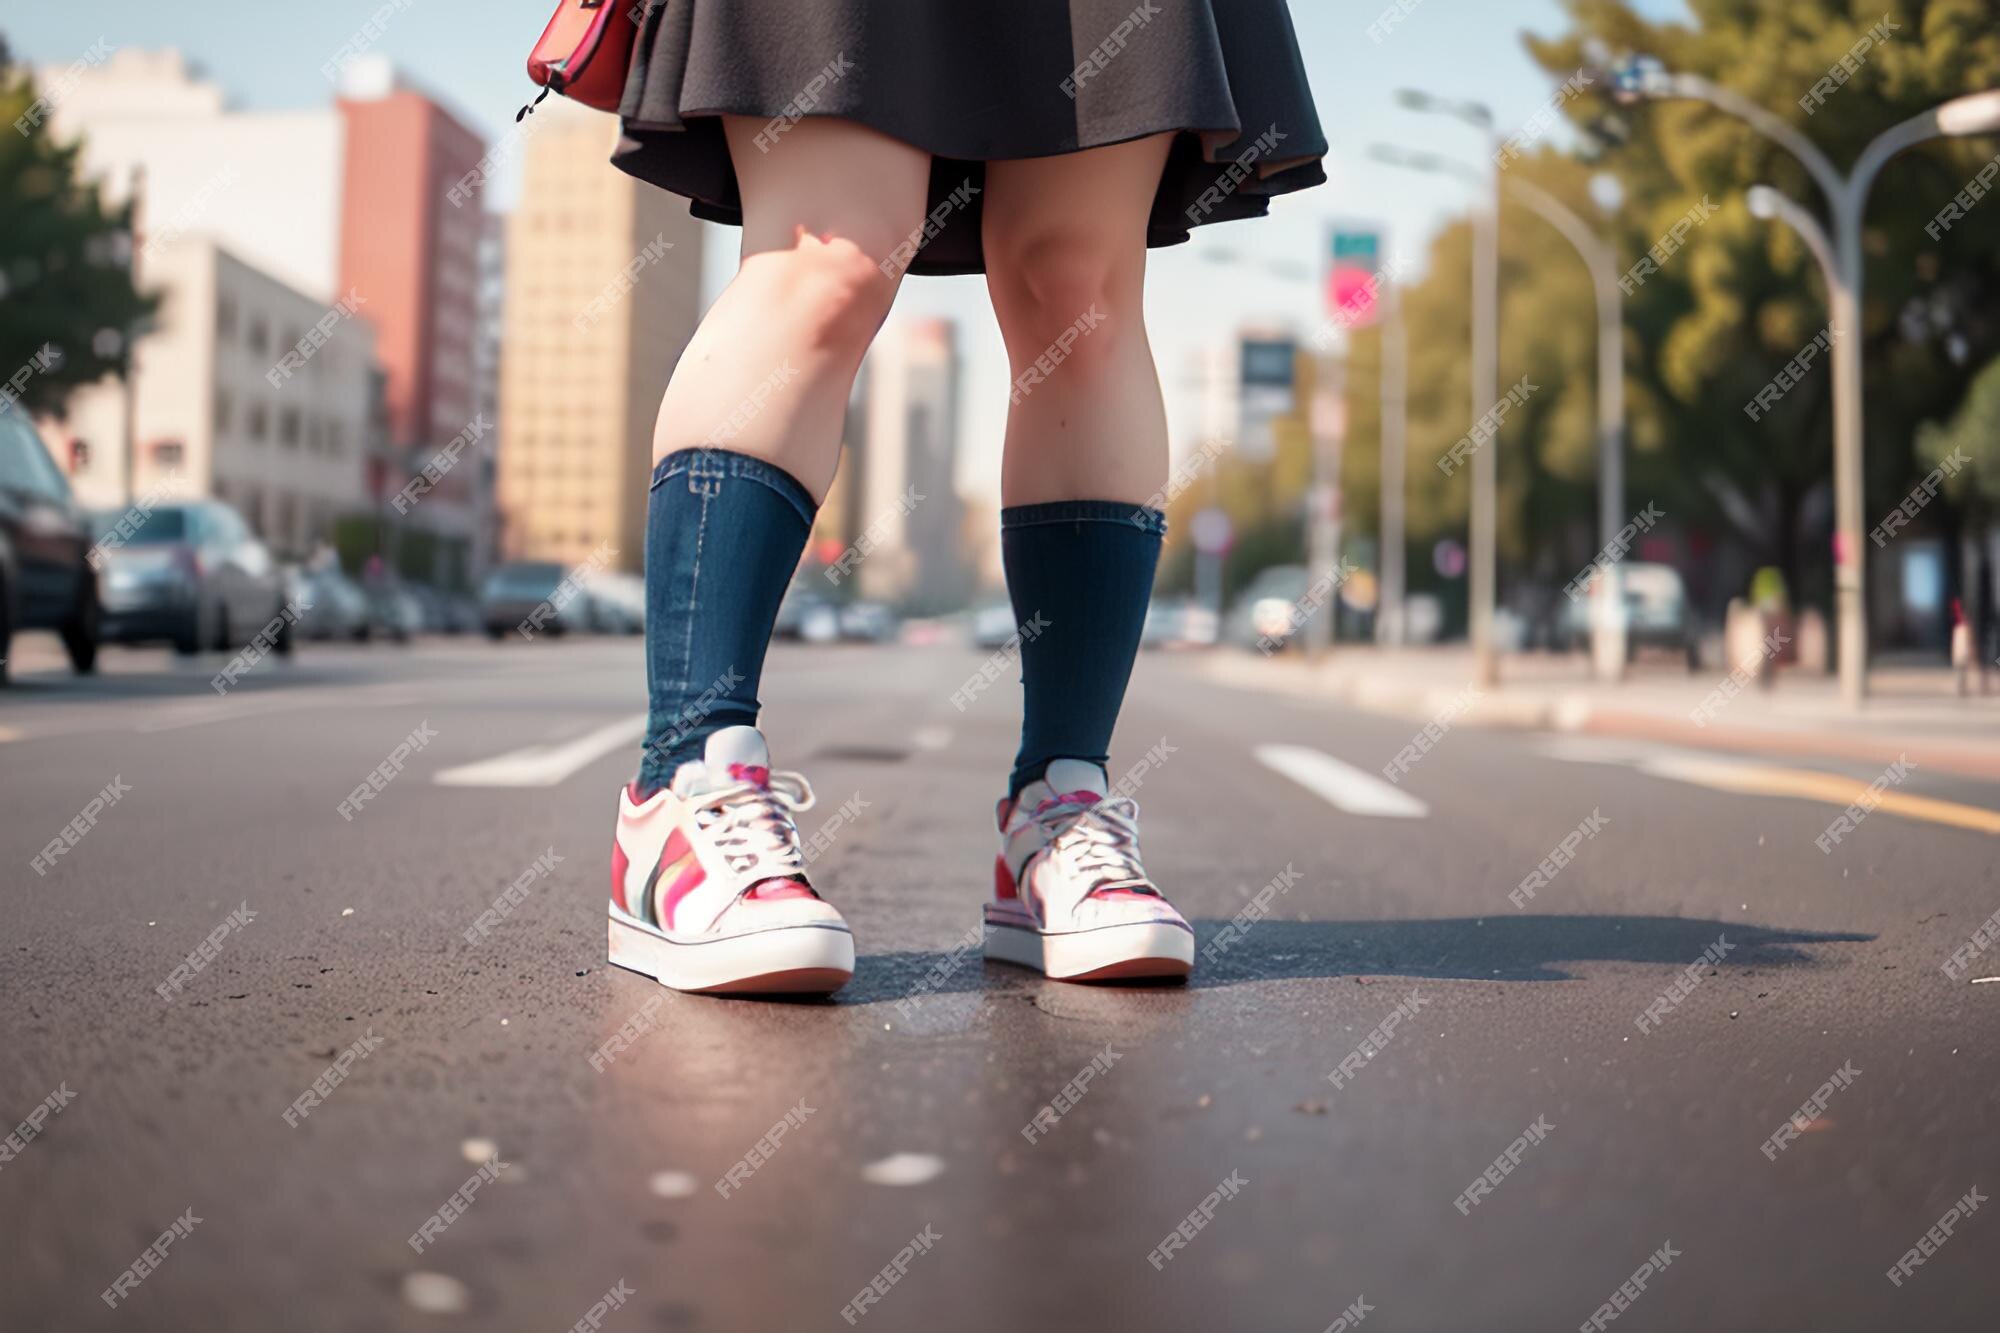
[610,0,1327,275]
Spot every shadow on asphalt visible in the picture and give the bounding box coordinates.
[1187,916,1872,986]
[835,916,1871,1002]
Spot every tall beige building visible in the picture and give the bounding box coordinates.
[498,99,703,573]
[851,318,970,611]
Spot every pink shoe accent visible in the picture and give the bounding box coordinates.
[728,763,772,788]
[747,878,813,902]
[654,830,704,929]
[610,839,631,914]
[1034,790,1101,816]
[994,853,1017,901]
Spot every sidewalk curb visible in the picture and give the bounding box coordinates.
[1198,653,2000,782]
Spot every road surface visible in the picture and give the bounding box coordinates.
[3,637,1996,1331]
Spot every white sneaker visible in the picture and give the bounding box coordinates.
[608,726,854,994]
[985,758,1194,981]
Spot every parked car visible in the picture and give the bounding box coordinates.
[1141,596,1219,650]
[1559,561,1699,668]
[0,406,99,683]
[1224,564,1310,651]
[581,570,646,634]
[837,600,898,643]
[968,597,1020,650]
[480,561,585,639]
[91,499,288,656]
[774,582,839,643]
[285,564,369,641]
[405,584,478,636]
[364,578,426,643]
[440,590,482,635]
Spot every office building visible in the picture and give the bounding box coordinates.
[50,237,375,551]
[496,97,703,573]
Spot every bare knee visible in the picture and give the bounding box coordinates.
[756,230,901,360]
[989,230,1140,376]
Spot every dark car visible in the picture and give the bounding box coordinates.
[364,578,426,644]
[837,600,897,643]
[91,500,290,656]
[774,581,838,643]
[409,585,479,636]
[1560,562,1699,669]
[480,561,583,639]
[286,564,369,641]
[0,407,99,683]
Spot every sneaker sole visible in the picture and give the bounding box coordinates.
[608,904,854,995]
[982,915,1194,982]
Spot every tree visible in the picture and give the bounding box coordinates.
[1918,349,2000,650]
[0,41,155,417]
[1522,0,2000,616]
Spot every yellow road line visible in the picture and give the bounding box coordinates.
[1646,757,2000,836]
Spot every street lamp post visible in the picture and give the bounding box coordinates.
[1612,61,2000,706]
[1504,176,1627,680]
[1377,279,1408,647]
[1191,248,1326,643]
[124,164,146,508]
[1394,91,1502,685]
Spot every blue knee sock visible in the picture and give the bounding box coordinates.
[638,448,815,792]
[1001,500,1164,797]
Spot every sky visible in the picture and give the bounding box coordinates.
[7,0,1686,505]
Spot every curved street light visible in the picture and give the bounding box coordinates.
[1610,57,2000,706]
[1504,177,1629,681]
[1371,123,1501,684]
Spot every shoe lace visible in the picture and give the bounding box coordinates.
[693,766,816,883]
[1032,794,1154,894]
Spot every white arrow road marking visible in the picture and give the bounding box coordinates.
[1253,744,1429,818]
[433,712,646,788]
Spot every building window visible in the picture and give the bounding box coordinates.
[214,388,233,435]
[217,294,238,340]
[154,440,185,470]
[248,402,269,442]
[326,421,344,456]
[248,316,270,356]
[279,407,301,447]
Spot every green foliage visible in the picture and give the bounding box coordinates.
[0,54,156,416]
[1517,0,2000,597]
[1323,0,2000,617]
[1917,349,2000,508]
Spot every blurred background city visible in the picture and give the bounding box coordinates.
[4,2,1994,686]
[5,4,2000,1331]
[3,0,1984,684]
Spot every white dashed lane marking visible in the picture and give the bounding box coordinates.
[1253,744,1429,819]
[433,713,646,787]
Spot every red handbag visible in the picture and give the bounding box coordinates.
[521,0,641,118]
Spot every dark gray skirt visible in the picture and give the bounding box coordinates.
[611,0,1327,276]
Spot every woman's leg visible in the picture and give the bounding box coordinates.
[982,135,1175,796]
[637,117,929,791]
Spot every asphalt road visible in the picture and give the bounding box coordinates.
[3,635,1997,1332]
